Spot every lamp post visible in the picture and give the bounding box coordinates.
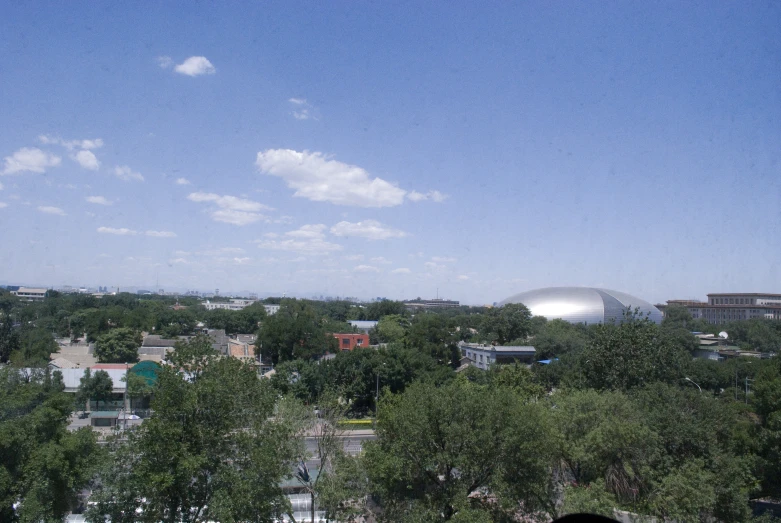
[684,377,702,393]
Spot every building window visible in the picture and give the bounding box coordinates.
[342,338,350,346]
[357,338,363,345]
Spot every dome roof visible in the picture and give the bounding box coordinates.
[499,287,662,325]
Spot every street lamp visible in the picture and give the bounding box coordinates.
[684,377,702,393]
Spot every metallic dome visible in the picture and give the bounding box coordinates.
[499,287,662,325]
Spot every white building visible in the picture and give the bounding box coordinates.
[264,304,280,315]
[10,287,47,301]
[460,343,536,370]
[203,299,256,311]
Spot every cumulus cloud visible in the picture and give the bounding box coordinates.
[175,177,191,185]
[353,265,380,273]
[37,206,66,216]
[157,55,173,69]
[370,256,392,264]
[391,268,411,274]
[38,136,104,150]
[457,275,470,281]
[286,224,326,239]
[255,238,343,255]
[73,150,100,170]
[330,220,407,240]
[86,196,111,205]
[187,192,272,225]
[2,148,61,175]
[146,230,177,238]
[114,165,144,182]
[97,227,137,235]
[407,190,448,203]
[343,254,364,261]
[256,149,407,208]
[424,261,446,270]
[0,202,8,209]
[174,56,216,76]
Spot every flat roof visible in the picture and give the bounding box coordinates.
[707,293,781,297]
[90,411,119,418]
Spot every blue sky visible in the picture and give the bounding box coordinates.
[0,2,779,304]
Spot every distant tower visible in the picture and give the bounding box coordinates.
[215,288,220,296]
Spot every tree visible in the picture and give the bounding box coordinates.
[375,314,408,343]
[76,369,114,411]
[87,337,299,523]
[531,319,589,359]
[363,380,554,521]
[0,311,20,364]
[0,367,100,522]
[480,303,532,345]
[11,326,58,367]
[257,300,336,364]
[94,328,141,363]
[579,311,690,391]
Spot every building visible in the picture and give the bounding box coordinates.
[659,293,781,324]
[203,298,256,311]
[332,333,369,351]
[460,343,536,370]
[228,339,256,364]
[499,287,663,325]
[348,320,378,333]
[10,287,47,301]
[264,304,281,315]
[403,298,460,310]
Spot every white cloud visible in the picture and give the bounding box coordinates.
[187,192,272,225]
[97,227,137,235]
[37,205,66,216]
[255,238,343,255]
[370,256,392,264]
[431,256,457,263]
[157,55,173,69]
[343,254,364,261]
[2,148,61,175]
[114,165,144,182]
[330,220,407,240]
[424,262,446,270]
[407,190,448,203]
[73,150,100,170]
[169,258,189,264]
[146,230,177,238]
[211,209,267,226]
[457,275,470,281]
[38,136,104,150]
[287,98,316,120]
[174,56,216,76]
[286,224,326,239]
[263,232,279,239]
[175,177,191,185]
[187,192,271,212]
[233,257,251,264]
[354,265,380,273]
[86,196,111,206]
[391,268,411,274]
[256,149,407,207]
[0,202,7,209]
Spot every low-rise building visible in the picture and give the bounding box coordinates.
[264,304,281,315]
[404,298,460,310]
[460,343,536,370]
[203,298,256,311]
[332,333,369,351]
[348,320,378,333]
[10,287,47,301]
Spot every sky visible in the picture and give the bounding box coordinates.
[0,2,779,305]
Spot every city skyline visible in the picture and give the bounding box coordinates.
[1,2,779,305]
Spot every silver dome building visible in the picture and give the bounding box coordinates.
[499,287,663,325]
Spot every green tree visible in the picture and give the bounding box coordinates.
[375,314,408,343]
[87,338,299,523]
[0,367,100,522]
[480,303,533,345]
[257,299,336,364]
[94,328,142,363]
[76,369,114,411]
[531,319,589,359]
[0,311,20,364]
[363,380,554,521]
[579,312,690,391]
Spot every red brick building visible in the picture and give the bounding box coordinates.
[332,333,369,351]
